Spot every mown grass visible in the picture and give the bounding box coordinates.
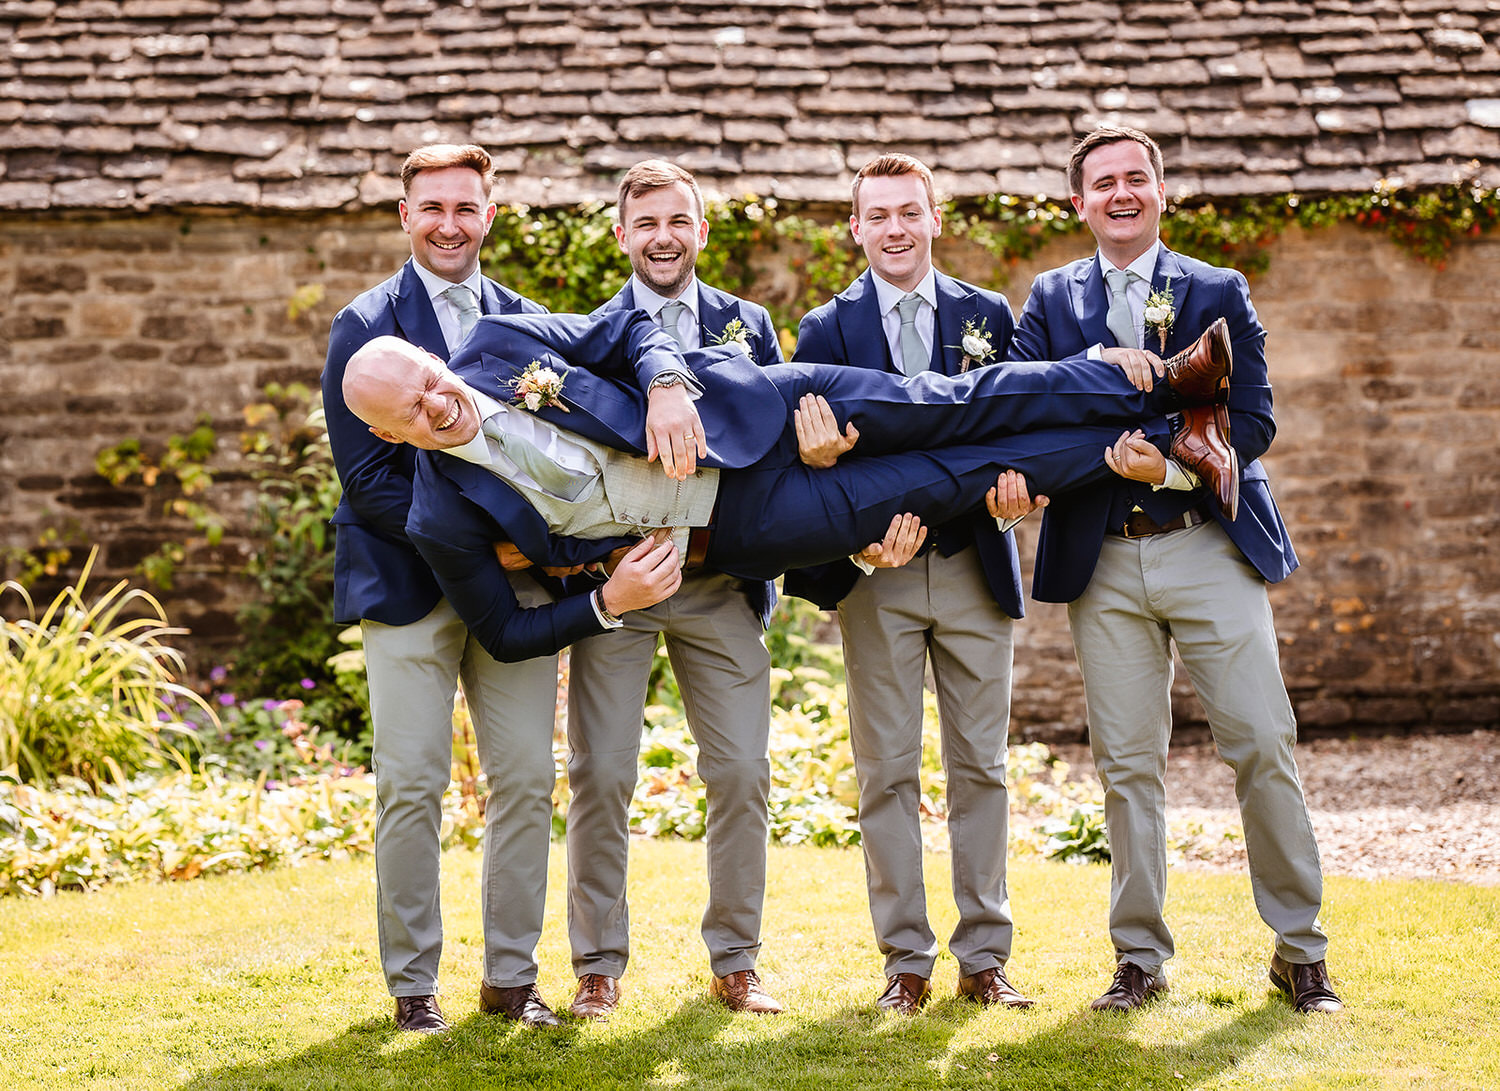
[2,841,1496,1090]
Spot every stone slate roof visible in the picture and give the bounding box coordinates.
[4,0,1499,213]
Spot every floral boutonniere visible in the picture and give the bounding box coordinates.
[1143,278,1175,352]
[711,317,753,361]
[511,360,570,412]
[947,316,996,374]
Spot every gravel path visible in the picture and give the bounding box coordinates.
[1048,731,1500,885]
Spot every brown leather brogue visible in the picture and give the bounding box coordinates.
[957,966,1035,1009]
[710,969,784,1014]
[1089,962,1168,1011]
[569,973,621,1020]
[1164,316,1233,404]
[479,982,563,1027]
[876,972,932,1015]
[1270,954,1344,1014]
[1170,403,1239,520]
[394,994,449,1034]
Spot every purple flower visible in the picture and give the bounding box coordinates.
[262,699,279,711]
[300,678,316,690]
[217,693,237,707]
[209,665,229,684]
[254,740,271,751]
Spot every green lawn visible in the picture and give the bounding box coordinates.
[2,841,1495,1090]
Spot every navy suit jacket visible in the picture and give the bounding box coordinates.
[321,259,548,626]
[784,269,1024,615]
[590,280,785,627]
[1009,245,1298,604]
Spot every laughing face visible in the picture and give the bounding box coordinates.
[1072,139,1165,267]
[850,172,941,293]
[615,181,708,298]
[345,336,482,451]
[399,166,498,283]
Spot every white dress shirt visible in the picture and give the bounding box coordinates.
[410,261,486,354]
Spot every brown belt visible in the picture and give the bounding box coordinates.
[685,526,712,569]
[1113,506,1205,539]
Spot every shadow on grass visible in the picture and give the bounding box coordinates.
[176,991,1293,1090]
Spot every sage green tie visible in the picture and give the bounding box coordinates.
[896,292,926,376]
[481,414,589,501]
[659,299,689,347]
[1105,268,1139,349]
[444,285,480,339]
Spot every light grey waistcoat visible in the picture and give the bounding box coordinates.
[484,429,721,541]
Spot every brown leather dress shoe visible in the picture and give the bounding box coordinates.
[1270,954,1345,1013]
[1170,403,1239,521]
[957,966,1035,1009]
[394,994,449,1034]
[570,973,621,1020]
[710,969,784,1014]
[479,982,563,1027]
[1164,316,1233,404]
[1089,962,1168,1011]
[876,972,931,1015]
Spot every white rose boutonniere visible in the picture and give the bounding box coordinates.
[1143,278,1175,352]
[711,317,753,361]
[511,360,570,412]
[947,316,997,374]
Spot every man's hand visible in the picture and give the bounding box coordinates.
[494,541,533,571]
[600,535,682,614]
[1100,346,1165,392]
[645,381,705,481]
[856,513,927,569]
[986,469,1048,521]
[1104,429,1168,484]
[794,393,859,468]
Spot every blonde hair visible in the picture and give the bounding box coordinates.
[400,144,494,195]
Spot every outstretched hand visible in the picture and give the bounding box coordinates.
[856,513,927,569]
[645,382,706,480]
[600,534,682,615]
[1100,346,1165,392]
[1104,429,1168,484]
[986,470,1048,520]
[794,393,859,468]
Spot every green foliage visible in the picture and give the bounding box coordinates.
[1043,801,1112,864]
[232,386,354,731]
[0,550,215,786]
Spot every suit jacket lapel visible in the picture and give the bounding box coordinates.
[479,276,529,317]
[391,260,448,357]
[835,271,896,373]
[1151,248,1196,355]
[697,283,736,349]
[1070,258,1114,350]
[933,272,976,376]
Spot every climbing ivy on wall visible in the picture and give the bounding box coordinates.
[482,180,1500,334]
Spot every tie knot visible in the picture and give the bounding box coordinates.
[1106,268,1137,296]
[444,285,479,334]
[896,292,922,323]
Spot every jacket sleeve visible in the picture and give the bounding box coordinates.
[407,459,611,662]
[321,304,417,541]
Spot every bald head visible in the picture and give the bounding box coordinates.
[343,336,483,450]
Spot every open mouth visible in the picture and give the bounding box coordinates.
[437,399,461,431]
[1107,208,1141,221]
[431,238,468,251]
[883,242,914,254]
[647,250,682,265]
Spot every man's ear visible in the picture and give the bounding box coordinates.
[368,425,404,445]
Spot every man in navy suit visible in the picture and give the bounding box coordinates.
[1005,126,1341,1014]
[340,308,1231,669]
[321,143,567,1033]
[786,153,1037,1014]
[564,161,789,1017]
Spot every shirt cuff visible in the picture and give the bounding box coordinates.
[851,555,875,575]
[649,369,704,398]
[1153,460,1202,491]
[590,588,625,629]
